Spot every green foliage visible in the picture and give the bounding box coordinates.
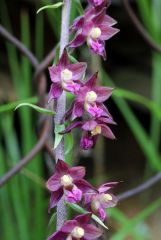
[36,2,64,14]
[15,103,55,115]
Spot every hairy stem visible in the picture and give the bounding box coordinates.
[54,0,71,230]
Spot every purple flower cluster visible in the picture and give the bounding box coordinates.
[47,0,119,239]
[69,1,119,59]
[47,160,118,240]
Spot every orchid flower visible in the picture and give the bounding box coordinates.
[83,182,118,221]
[46,160,93,210]
[69,8,119,59]
[48,48,87,101]
[48,213,103,240]
[66,72,113,119]
[61,116,116,150]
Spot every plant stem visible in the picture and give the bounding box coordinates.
[54,0,71,230]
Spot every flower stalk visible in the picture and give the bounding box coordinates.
[54,0,71,230]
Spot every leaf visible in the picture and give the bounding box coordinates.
[15,103,55,115]
[68,54,78,63]
[47,212,57,236]
[36,2,64,14]
[54,124,65,149]
[65,133,74,155]
[67,203,108,230]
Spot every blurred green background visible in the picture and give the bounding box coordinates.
[0,0,161,239]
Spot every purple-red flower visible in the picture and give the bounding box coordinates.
[46,160,93,210]
[48,49,87,101]
[69,8,119,59]
[61,117,116,150]
[48,213,103,240]
[67,72,113,119]
[83,182,118,221]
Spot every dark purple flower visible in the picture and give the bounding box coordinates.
[67,72,113,119]
[46,160,93,210]
[69,8,119,59]
[61,116,116,150]
[48,48,87,101]
[83,182,118,221]
[48,213,103,240]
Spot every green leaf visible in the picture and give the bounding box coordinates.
[36,2,64,14]
[65,133,74,155]
[47,212,57,236]
[67,203,108,230]
[54,124,65,149]
[15,103,55,115]
[69,54,78,63]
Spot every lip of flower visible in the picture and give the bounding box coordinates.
[91,199,101,212]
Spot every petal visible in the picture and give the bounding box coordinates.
[75,213,91,224]
[48,83,63,101]
[98,117,116,125]
[46,173,61,191]
[102,14,117,27]
[100,25,119,41]
[49,189,63,210]
[59,48,69,67]
[83,224,103,239]
[48,66,61,83]
[70,16,84,32]
[68,62,87,81]
[61,220,78,233]
[85,72,98,88]
[95,86,113,102]
[68,33,86,48]
[82,120,97,131]
[72,101,84,119]
[98,182,119,193]
[101,125,115,139]
[60,121,82,134]
[68,166,85,179]
[48,231,66,240]
[75,179,94,193]
[55,159,69,174]
[92,7,106,25]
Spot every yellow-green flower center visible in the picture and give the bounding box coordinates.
[91,125,102,136]
[101,193,113,202]
[71,226,85,238]
[60,174,73,187]
[61,68,73,82]
[90,27,101,39]
[85,91,97,103]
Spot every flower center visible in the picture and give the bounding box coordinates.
[61,68,73,82]
[91,200,101,211]
[91,125,102,136]
[60,174,73,187]
[85,91,97,103]
[90,27,101,39]
[101,193,113,202]
[71,226,85,238]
